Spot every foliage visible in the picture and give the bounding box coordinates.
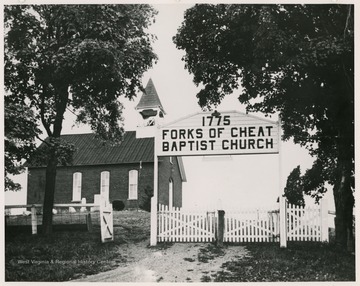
[139,185,153,212]
[4,100,41,191]
[112,200,125,211]
[4,4,158,233]
[284,166,305,206]
[212,243,355,282]
[174,4,354,247]
[26,137,76,167]
[5,4,157,143]
[197,243,225,263]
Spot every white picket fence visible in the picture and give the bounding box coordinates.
[5,197,114,243]
[287,203,325,242]
[158,201,328,243]
[224,209,280,243]
[157,204,216,242]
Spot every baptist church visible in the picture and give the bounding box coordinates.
[26,79,186,210]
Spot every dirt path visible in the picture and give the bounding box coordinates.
[76,240,248,282]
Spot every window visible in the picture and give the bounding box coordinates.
[72,172,82,201]
[128,170,138,200]
[100,171,110,202]
[169,179,174,209]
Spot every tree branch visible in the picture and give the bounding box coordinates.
[40,84,53,137]
[343,5,351,40]
[35,133,50,146]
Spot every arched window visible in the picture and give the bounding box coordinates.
[169,178,174,209]
[72,172,82,202]
[128,170,138,200]
[100,171,110,202]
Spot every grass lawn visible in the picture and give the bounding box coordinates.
[211,242,356,282]
[5,210,150,281]
[5,211,356,282]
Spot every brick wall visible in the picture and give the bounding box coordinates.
[27,163,154,209]
[27,157,183,208]
[158,156,183,208]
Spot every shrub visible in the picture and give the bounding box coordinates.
[112,200,125,211]
[139,186,153,212]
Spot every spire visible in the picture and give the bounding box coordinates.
[135,78,166,117]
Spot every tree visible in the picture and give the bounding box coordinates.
[174,4,354,249]
[4,4,158,235]
[284,166,305,207]
[4,99,40,192]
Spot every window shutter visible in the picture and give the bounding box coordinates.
[72,172,82,201]
[128,170,138,200]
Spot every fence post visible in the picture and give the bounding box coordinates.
[86,213,93,232]
[80,198,87,212]
[278,117,287,248]
[150,197,158,246]
[320,197,329,242]
[217,210,225,247]
[31,205,37,235]
[279,196,287,248]
[150,149,159,246]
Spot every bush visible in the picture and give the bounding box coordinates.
[139,186,153,212]
[112,200,125,211]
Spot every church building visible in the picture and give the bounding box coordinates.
[26,79,186,210]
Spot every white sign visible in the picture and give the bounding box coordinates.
[156,111,279,156]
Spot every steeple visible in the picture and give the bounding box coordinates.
[135,79,165,138]
[136,78,166,120]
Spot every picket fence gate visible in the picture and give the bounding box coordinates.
[157,201,328,243]
[224,209,280,243]
[157,204,216,242]
[287,203,324,241]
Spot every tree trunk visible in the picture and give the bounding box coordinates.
[42,148,57,235]
[333,163,354,251]
[41,85,68,236]
[333,120,354,250]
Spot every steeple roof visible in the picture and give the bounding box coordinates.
[135,78,166,114]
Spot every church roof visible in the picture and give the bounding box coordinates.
[135,78,166,114]
[29,132,154,166]
[28,132,186,182]
[26,131,186,182]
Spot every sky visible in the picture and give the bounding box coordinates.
[5,1,338,212]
